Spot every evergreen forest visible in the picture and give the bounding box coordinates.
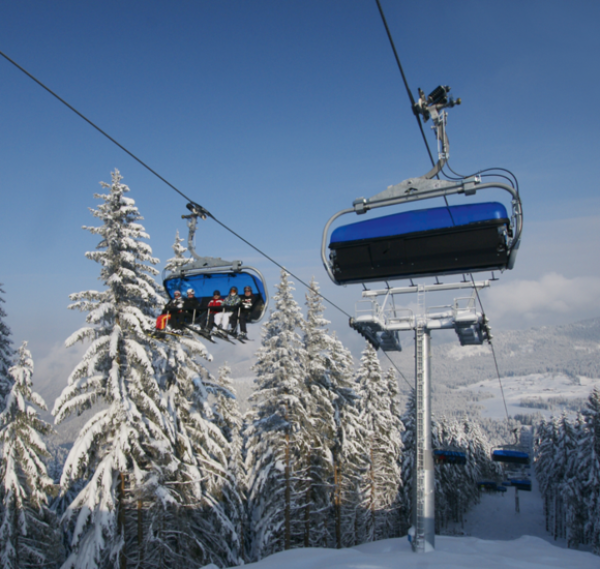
[0,171,599,568]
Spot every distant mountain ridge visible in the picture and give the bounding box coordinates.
[375,317,600,392]
[434,316,600,387]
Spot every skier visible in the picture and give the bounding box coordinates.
[207,290,229,330]
[183,288,204,326]
[229,285,256,339]
[158,290,185,333]
[223,286,242,336]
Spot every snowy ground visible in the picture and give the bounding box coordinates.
[227,464,597,569]
[457,372,600,420]
[229,534,596,569]
[445,465,554,544]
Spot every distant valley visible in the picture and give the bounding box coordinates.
[49,317,600,446]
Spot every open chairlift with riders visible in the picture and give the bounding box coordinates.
[155,203,269,343]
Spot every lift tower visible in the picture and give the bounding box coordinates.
[354,279,490,551]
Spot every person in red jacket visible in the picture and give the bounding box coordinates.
[207,290,229,330]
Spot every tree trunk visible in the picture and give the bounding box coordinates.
[370,447,376,540]
[14,505,20,569]
[304,448,311,548]
[354,495,359,546]
[285,431,291,550]
[137,499,144,567]
[118,472,126,569]
[334,460,342,549]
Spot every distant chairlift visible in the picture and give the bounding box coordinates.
[492,428,530,466]
[491,448,530,466]
[433,449,467,465]
[507,478,532,492]
[478,480,506,493]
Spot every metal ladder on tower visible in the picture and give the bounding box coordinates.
[413,285,426,552]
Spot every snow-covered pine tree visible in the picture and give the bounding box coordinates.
[327,334,364,548]
[302,278,363,548]
[582,389,600,554]
[211,363,244,459]
[354,343,402,542]
[208,363,246,562]
[535,417,558,535]
[535,409,600,551]
[465,417,499,483]
[562,412,588,549]
[147,226,243,567]
[164,230,189,273]
[0,284,14,408]
[383,367,406,538]
[245,270,311,560]
[0,342,62,569]
[52,170,177,569]
[149,338,244,568]
[460,416,497,502]
[300,278,334,547]
[433,415,491,531]
[553,413,579,541]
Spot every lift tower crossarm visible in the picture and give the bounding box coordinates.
[361,280,490,297]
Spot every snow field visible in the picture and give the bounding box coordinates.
[458,373,600,420]
[233,534,597,569]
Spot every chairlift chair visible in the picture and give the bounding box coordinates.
[160,205,269,335]
[321,86,523,287]
[508,478,532,492]
[433,449,467,465]
[491,448,530,466]
[477,480,505,492]
[492,428,530,465]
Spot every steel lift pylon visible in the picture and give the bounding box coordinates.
[356,279,490,552]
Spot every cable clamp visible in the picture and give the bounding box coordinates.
[185,202,210,219]
[461,175,481,196]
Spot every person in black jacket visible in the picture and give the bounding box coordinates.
[161,290,185,332]
[183,288,204,326]
[229,286,256,339]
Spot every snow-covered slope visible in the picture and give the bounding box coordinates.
[235,472,594,569]
[233,534,597,569]
[445,458,548,542]
[456,372,599,420]
[435,317,600,387]
[382,317,600,420]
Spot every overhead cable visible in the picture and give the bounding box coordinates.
[373,0,436,170]
[0,51,356,319]
[0,47,414,388]
[470,274,512,428]
[373,0,517,405]
[0,49,197,205]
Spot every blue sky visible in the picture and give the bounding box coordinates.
[1,1,599,393]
